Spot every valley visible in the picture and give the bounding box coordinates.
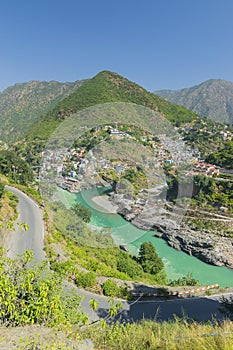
[1,70,233,349]
[38,112,233,270]
[2,1,233,348]
[1,71,233,278]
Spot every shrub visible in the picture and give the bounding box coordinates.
[50,260,78,278]
[102,279,120,297]
[116,251,143,279]
[76,272,96,288]
[0,250,86,326]
[169,273,199,287]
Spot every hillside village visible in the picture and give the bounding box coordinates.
[40,121,227,195]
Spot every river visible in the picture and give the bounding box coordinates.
[58,187,233,287]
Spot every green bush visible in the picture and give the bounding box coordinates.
[116,251,143,279]
[119,285,131,299]
[169,273,199,287]
[7,192,18,213]
[76,272,96,288]
[50,260,78,278]
[0,250,86,326]
[102,279,120,297]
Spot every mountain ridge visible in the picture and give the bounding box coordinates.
[26,70,200,141]
[0,79,85,144]
[155,79,233,124]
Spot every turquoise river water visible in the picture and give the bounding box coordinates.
[58,187,233,287]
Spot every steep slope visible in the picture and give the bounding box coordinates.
[0,79,84,144]
[27,70,199,141]
[155,79,233,124]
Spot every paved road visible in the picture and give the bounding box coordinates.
[220,168,233,176]
[69,283,231,323]
[5,186,45,262]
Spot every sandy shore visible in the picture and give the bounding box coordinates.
[91,195,118,213]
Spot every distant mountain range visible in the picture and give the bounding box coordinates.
[155,79,233,124]
[2,75,233,146]
[0,80,84,143]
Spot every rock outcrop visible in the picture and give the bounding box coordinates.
[109,191,233,269]
[151,223,233,268]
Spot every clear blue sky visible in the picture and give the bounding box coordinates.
[0,0,233,92]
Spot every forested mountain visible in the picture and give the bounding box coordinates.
[26,70,200,141]
[155,79,233,124]
[0,79,85,144]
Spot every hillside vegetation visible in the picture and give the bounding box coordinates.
[156,79,233,124]
[0,183,18,244]
[0,241,231,350]
[0,150,34,185]
[26,70,200,141]
[0,79,84,144]
[206,141,233,169]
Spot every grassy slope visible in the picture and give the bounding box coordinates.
[27,70,200,141]
[1,319,232,349]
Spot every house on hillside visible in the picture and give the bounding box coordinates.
[61,177,79,192]
[191,161,220,177]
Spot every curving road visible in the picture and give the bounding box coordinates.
[69,283,232,324]
[5,186,45,262]
[5,186,232,323]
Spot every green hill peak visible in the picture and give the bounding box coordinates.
[27,71,199,141]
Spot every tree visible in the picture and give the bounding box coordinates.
[0,150,34,185]
[206,141,233,169]
[138,242,164,275]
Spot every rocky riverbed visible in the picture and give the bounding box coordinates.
[133,216,233,269]
[108,191,233,269]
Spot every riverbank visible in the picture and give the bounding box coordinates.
[132,215,233,269]
[91,195,118,213]
[107,192,233,269]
